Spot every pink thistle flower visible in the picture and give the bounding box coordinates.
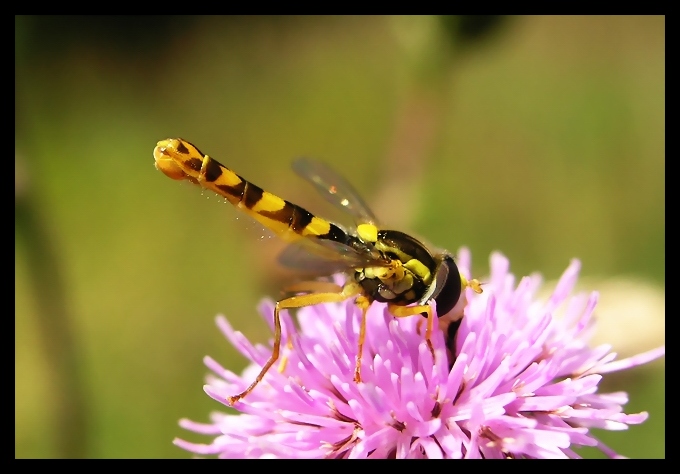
[174,249,664,458]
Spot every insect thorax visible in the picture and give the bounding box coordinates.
[354,230,438,306]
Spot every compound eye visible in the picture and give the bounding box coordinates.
[433,256,462,317]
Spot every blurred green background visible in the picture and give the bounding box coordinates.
[15,15,664,458]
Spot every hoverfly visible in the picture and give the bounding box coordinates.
[153,138,482,405]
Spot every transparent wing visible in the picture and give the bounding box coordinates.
[277,236,389,275]
[277,242,362,275]
[292,157,378,225]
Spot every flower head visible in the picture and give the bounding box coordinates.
[174,249,664,458]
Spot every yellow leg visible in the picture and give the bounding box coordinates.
[227,281,362,405]
[416,317,425,336]
[388,303,437,362]
[276,281,343,374]
[353,295,371,383]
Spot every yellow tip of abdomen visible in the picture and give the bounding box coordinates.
[153,140,189,181]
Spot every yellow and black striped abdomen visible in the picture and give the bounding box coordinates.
[154,138,347,244]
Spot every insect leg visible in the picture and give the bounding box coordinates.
[226,300,282,406]
[276,280,344,373]
[387,303,437,362]
[227,281,362,405]
[353,295,371,383]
